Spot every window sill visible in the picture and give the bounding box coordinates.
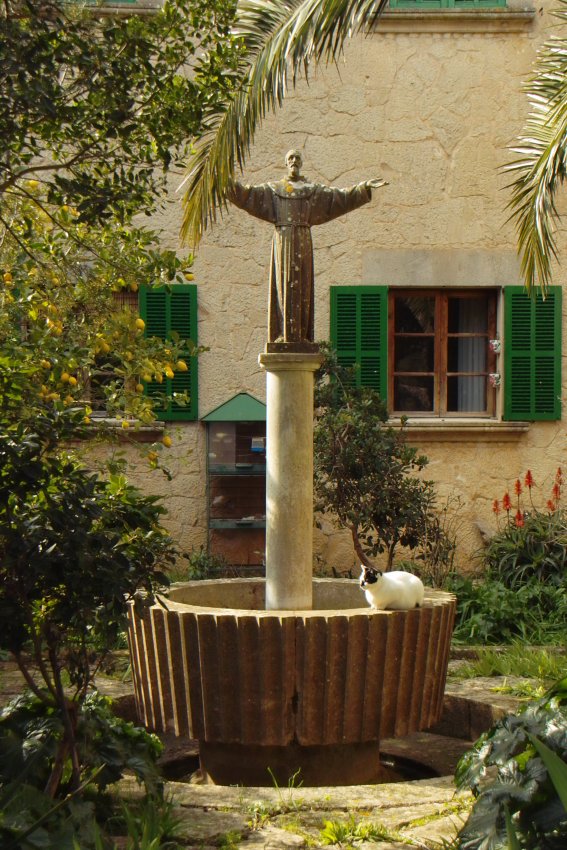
[82,418,165,443]
[390,417,530,441]
[376,7,534,33]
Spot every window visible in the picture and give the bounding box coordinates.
[391,289,496,416]
[139,284,198,421]
[330,285,562,421]
[389,0,506,7]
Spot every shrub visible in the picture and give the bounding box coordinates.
[314,347,436,569]
[0,377,175,798]
[169,546,228,582]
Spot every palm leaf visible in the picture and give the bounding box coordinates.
[506,0,567,293]
[180,0,388,247]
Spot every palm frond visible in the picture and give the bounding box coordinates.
[180,0,387,248]
[506,0,567,293]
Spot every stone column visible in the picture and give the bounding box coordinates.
[258,351,323,610]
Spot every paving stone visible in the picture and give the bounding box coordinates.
[380,731,473,776]
[173,807,250,845]
[239,825,307,848]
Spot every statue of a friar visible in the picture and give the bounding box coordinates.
[227,150,387,347]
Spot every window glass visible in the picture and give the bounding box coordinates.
[394,376,435,412]
[394,337,435,372]
[394,296,435,333]
[390,290,496,416]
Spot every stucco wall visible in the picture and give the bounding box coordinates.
[121,0,567,573]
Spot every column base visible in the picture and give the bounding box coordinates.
[199,741,388,786]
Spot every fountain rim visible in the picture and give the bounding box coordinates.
[152,577,456,619]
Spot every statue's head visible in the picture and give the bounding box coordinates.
[285,149,303,179]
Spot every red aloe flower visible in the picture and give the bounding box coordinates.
[502,492,512,512]
[514,479,522,496]
[547,499,556,512]
[556,467,563,485]
[553,482,561,501]
[515,510,524,527]
[492,499,500,515]
[524,470,534,489]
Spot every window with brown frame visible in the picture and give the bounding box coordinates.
[389,289,497,416]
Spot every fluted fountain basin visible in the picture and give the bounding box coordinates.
[127,578,456,785]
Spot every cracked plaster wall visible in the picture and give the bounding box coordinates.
[120,1,567,572]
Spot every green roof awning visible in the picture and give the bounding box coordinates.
[202,392,266,422]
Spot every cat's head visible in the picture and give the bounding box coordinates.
[359,565,382,587]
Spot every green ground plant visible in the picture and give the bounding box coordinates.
[449,574,567,645]
[319,815,403,847]
[452,645,566,685]
[448,469,567,646]
[487,469,567,588]
[455,678,567,849]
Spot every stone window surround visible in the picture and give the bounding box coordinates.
[377,0,535,33]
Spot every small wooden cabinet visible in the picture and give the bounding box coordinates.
[203,395,266,568]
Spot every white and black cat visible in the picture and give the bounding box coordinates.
[359,565,424,611]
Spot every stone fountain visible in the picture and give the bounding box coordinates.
[127,152,455,785]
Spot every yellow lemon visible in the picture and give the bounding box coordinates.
[3,272,13,284]
[154,374,163,384]
[26,180,39,189]
[147,451,158,463]
[176,359,188,372]
[162,435,172,448]
[84,416,91,425]
[185,272,195,280]
[135,318,145,330]
[135,383,144,394]
[121,420,130,429]
[61,372,70,383]
[141,373,152,383]
[165,366,175,379]
[40,359,51,369]
[68,376,77,387]
[130,283,139,292]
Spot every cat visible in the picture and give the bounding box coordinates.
[359,565,424,611]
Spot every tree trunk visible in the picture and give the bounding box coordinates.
[350,525,375,569]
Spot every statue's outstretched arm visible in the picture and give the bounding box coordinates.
[364,178,388,190]
[226,180,276,223]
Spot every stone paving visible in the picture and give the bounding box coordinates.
[1,656,528,849]
[118,772,473,848]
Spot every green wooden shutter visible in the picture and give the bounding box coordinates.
[330,286,388,399]
[139,284,198,421]
[503,286,561,421]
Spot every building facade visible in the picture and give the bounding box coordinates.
[118,0,567,574]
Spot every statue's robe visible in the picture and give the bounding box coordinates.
[228,178,372,343]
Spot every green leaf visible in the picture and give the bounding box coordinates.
[504,804,521,850]
[528,733,567,811]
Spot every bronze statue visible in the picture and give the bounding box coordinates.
[228,150,387,347]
